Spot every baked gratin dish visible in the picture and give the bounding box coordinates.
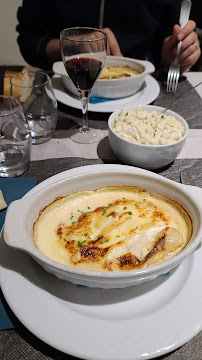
[33,185,192,272]
[99,65,140,79]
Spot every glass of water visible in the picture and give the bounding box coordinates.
[10,70,58,145]
[0,95,31,177]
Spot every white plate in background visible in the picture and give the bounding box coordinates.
[52,75,160,113]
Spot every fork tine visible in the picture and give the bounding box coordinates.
[173,71,180,93]
[170,71,177,93]
[167,70,174,93]
[166,67,180,94]
[166,74,170,93]
[166,70,172,93]
[171,71,179,93]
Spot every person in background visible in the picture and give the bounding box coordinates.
[16,0,201,74]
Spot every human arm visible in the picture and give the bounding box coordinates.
[45,27,122,65]
[16,0,54,69]
[101,28,122,56]
[161,20,201,73]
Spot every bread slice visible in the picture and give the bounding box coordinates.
[4,68,34,102]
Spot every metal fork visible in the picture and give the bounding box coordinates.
[166,0,192,94]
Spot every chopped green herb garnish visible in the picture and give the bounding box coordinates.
[123,207,127,210]
[122,197,125,199]
[125,112,128,116]
[72,221,76,224]
[161,115,164,119]
[102,209,107,216]
[143,198,146,201]
[87,235,91,239]
[134,203,139,206]
[87,206,90,209]
[128,211,132,215]
[70,215,74,220]
[108,203,112,206]
[116,235,120,237]
[101,238,109,244]
[77,240,86,247]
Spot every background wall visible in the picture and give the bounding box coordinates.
[0,0,27,66]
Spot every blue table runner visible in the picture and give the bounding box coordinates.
[0,177,36,330]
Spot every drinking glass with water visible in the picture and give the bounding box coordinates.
[10,70,58,145]
[0,95,31,177]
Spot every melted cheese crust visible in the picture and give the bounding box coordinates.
[99,66,140,79]
[33,186,192,272]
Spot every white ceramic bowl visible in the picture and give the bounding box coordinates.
[3,165,202,289]
[53,56,155,99]
[108,105,189,170]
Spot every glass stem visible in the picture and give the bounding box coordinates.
[79,90,91,133]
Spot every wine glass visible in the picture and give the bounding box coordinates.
[60,27,107,144]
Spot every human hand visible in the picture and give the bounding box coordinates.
[102,28,123,56]
[161,20,201,73]
[46,28,123,63]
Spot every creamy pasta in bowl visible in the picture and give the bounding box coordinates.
[108,105,189,169]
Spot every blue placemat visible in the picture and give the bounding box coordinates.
[89,96,118,104]
[0,177,36,330]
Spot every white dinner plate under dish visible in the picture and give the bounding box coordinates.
[0,165,202,360]
[52,74,160,113]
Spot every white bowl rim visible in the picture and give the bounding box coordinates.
[4,164,202,281]
[53,56,154,83]
[108,105,189,148]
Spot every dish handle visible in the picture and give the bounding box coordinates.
[3,197,33,251]
[141,60,155,75]
[182,184,202,212]
[53,61,66,76]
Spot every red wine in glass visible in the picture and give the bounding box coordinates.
[60,27,107,144]
[65,57,103,91]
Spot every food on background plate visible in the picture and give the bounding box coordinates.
[113,108,185,145]
[0,189,7,210]
[99,65,141,79]
[33,185,192,272]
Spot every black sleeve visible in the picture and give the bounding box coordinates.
[16,0,54,69]
[16,0,101,70]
